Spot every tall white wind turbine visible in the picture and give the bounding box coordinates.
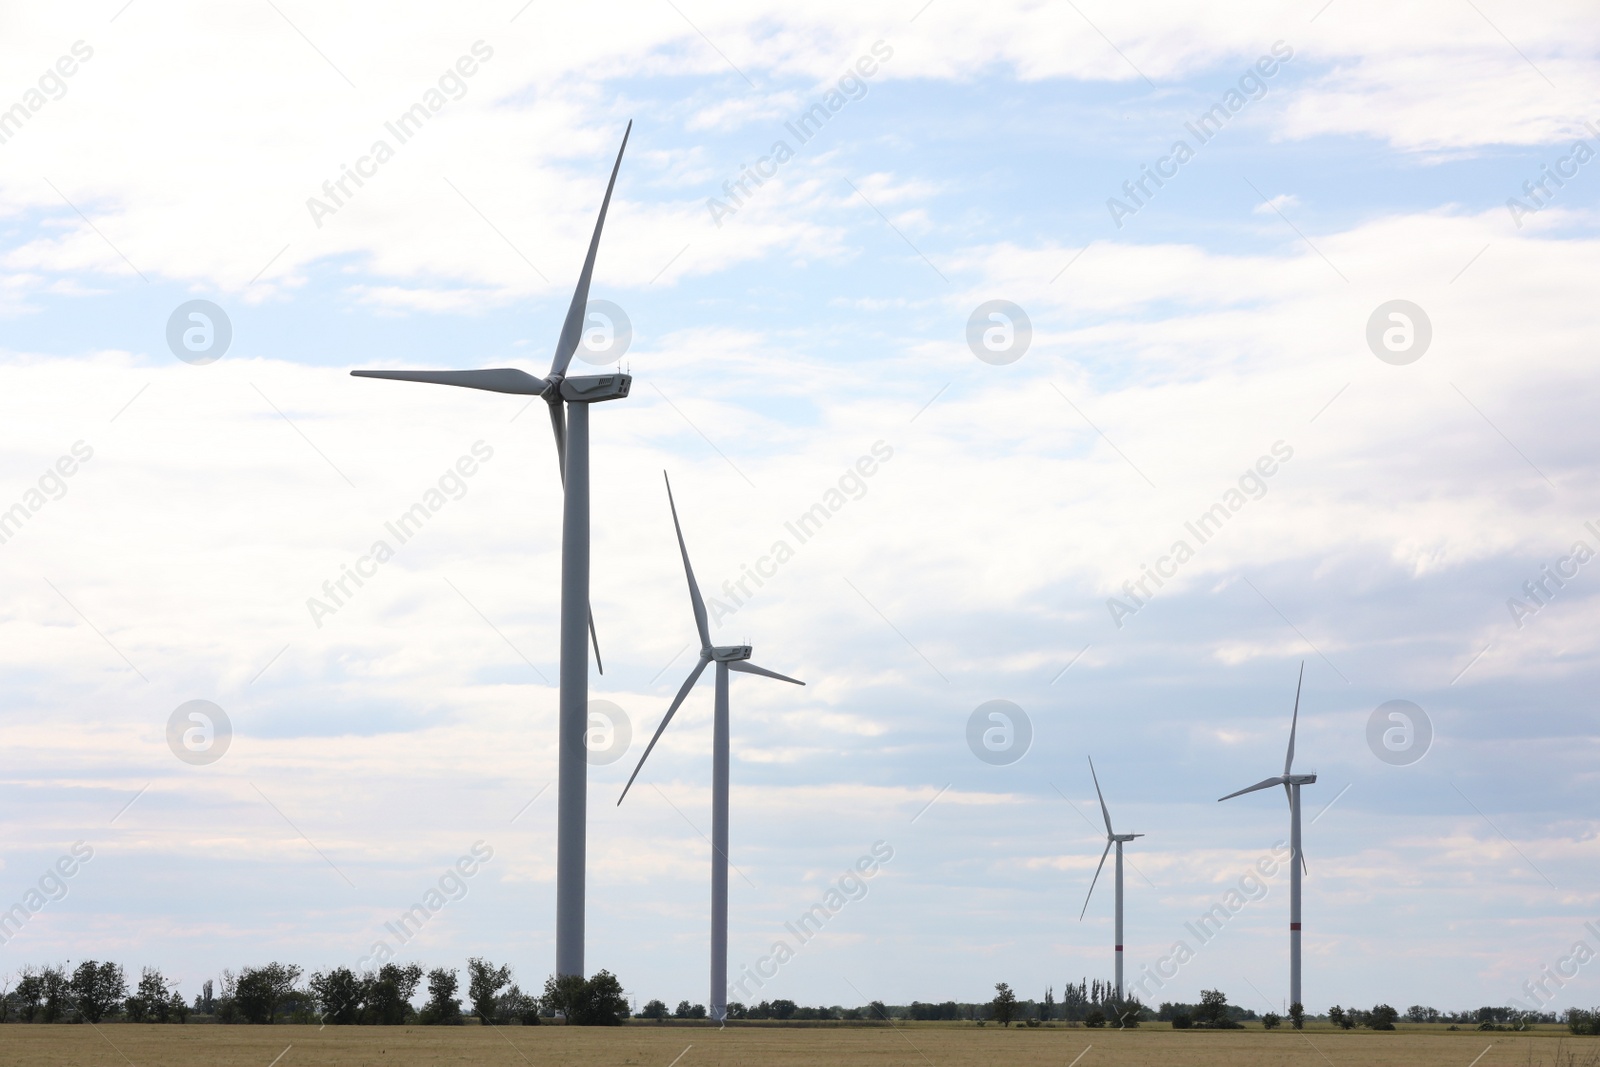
[618,472,804,1024]
[1218,662,1315,1011]
[351,123,632,978]
[1079,756,1143,1001]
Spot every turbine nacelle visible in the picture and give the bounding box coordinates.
[1286,773,1317,785]
[560,372,631,403]
[710,645,753,662]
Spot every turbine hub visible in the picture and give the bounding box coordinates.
[711,645,752,662]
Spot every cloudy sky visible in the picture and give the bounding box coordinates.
[1,0,1597,1016]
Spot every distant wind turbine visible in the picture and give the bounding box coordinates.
[351,122,632,979]
[1080,756,1143,1002]
[1217,662,1315,1010]
[618,472,805,1024]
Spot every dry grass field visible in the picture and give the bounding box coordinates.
[2,1023,1596,1067]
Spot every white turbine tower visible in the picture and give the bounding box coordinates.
[1079,756,1142,1001]
[351,123,631,979]
[618,472,804,1024]
[1218,662,1315,1011]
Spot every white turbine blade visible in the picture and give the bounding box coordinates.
[1285,661,1304,776]
[1079,839,1113,920]
[1217,776,1286,802]
[350,368,549,394]
[617,657,709,805]
[728,660,804,685]
[1088,755,1114,837]
[662,472,711,650]
[550,121,631,379]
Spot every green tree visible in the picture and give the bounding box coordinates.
[640,998,669,1020]
[541,970,628,1026]
[573,971,629,1025]
[1328,1005,1350,1029]
[991,982,1017,1027]
[1289,1001,1305,1030]
[419,968,462,1025]
[1084,1007,1107,1028]
[495,983,540,1025]
[235,963,301,1024]
[869,999,889,1022]
[15,967,45,1023]
[125,968,173,1023]
[308,966,365,1025]
[1196,989,1228,1028]
[368,964,422,1025]
[466,958,511,1024]
[1368,1004,1399,1031]
[70,961,126,1023]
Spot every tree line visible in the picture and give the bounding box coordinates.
[0,959,627,1026]
[637,998,891,1021]
[7,962,1587,1033]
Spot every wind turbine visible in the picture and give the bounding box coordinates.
[1217,662,1315,1011]
[617,471,804,1024]
[1079,756,1142,1002]
[350,122,632,978]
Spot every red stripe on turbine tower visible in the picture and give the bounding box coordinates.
[1290,923,1301,930]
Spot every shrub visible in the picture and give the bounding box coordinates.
[1263,1013,1281,1030]
[1085,1008,1107,1028]
[639,998,669,1020]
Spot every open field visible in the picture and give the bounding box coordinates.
[3,1023,1596,1067]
